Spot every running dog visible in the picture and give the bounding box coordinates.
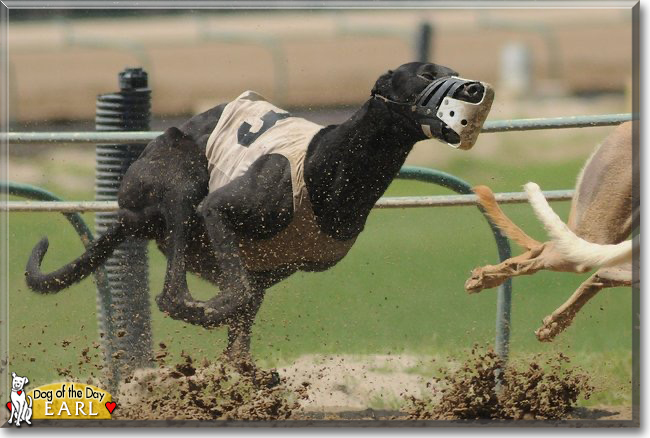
[465,122,638,340]
[25,62,494,364]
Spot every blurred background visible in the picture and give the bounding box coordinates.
[6,8,635,417]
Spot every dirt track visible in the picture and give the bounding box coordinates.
[110,351,632,423]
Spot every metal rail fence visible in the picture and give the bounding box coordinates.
[2,112,634,373]
[1,190,576,212]
[0,113,633,145]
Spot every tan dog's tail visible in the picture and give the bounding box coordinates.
[473,185,541,250]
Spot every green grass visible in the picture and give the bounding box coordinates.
[6,152,633,408]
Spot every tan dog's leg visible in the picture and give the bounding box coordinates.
[473,185,541,250]
[465,244,548,292]
[468,123,636,340]
[535,264,633,341]
[466,185,549,293]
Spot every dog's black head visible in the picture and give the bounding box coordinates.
[372,62,458,103]
[371,62,494,149]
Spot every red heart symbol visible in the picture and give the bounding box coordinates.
[105,401,116,414]
[6,402,11,411]
[17,391,22,395]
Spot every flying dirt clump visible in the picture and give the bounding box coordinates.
[405,347,593,420]
[113,350,308,421]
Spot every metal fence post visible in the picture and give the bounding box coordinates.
[396,167,512,363]
[95,68,153,388]
[415,22,433,63]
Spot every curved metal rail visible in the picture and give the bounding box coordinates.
[1,181,111,297]
[396,166,513,360]
[2,168,517,359]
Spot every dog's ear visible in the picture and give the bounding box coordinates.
[24,377,28,385]
[163,126,185,141]
[371,70,394,97]
[12,372,16,378]
[162,126,197,153]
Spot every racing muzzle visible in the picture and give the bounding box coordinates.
[415,76,494,150]
[375,76,494,150]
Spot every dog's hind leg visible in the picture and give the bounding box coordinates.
[155,212,193,317]
[464,243,550,292]
[465,237,598,293]
[535,264,633,341]
[473,185,541,250]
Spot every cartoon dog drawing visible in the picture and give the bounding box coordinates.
[8,372,32,426]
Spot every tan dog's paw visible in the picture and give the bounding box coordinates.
[464,272,485,293]
[535,314,569,342]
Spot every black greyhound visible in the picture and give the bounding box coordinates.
[26,62,493,363]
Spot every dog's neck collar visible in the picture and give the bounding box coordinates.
[371,75,468,118]
[372,93,417,111]
[371,75,449,110]
[12,388,23,393]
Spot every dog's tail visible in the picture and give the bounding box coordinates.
[473,185,541,250]
[27,396,32,408]
[25,220,129,293]
[524,182,634,270]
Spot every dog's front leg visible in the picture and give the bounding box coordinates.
[535,274,605,342]
[224,289,265,363]
[198,197,260,329]
[156,213,238,327]
[15,402,23,426]
[156,198,261,333]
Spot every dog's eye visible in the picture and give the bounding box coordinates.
[419,73,435,81]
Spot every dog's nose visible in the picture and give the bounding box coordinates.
[465,83,481,96]
[457,82,485,104]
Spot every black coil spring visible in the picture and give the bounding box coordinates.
[95,76,153,384]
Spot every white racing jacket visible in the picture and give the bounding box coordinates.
[205,91,356,272]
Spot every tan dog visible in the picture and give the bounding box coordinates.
[8,372,33,426]
[465,122,638,341]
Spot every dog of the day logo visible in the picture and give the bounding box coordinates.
[6,373,115,424]
[7,372,33,426]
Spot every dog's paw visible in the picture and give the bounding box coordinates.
[535,326,557,342]
[535,315,565,342]
[464,269,487,293]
